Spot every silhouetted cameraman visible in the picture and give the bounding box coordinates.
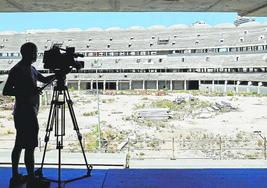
[3,42,55,187]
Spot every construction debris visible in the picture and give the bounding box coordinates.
[136,108,172,120]
[215,100,238,111]
[173,94,194,104]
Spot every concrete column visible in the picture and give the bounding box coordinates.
[170,80,173,91]
[91,80,93,90]
[78,80,81,91]
[198,80,201,87]
[143,80,145,90]
[42,91,46,106]
[224,80,228,94]
[103,80,106,91]
[212,80,215,92]
[39,94,42,108]
[236,81,240,94]
[116,80,119,90]
[129,80,132,90]
[258,82,262,94]
[184,80,187,90]
[46,90,50,105]
[156,80,159,90]
[247,81,252,93]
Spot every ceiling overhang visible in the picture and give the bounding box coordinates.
[0,0,267,16]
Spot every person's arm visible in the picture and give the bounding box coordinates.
[33,67,55,84]
[36,72,55,84]
[2,70,16,96]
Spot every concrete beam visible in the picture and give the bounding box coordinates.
[0,0,267,16]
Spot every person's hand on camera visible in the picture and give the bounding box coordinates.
[64,68,72,75]
[35,87,43,95]
[58,72,66,80]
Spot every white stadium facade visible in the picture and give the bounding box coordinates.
[1,21,267,94]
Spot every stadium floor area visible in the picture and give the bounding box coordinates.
[0,167,266,188]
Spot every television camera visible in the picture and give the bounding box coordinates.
[43,44,84,72]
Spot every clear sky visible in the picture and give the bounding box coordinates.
[0,12,267,32]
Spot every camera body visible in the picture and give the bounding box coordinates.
[43,45,84,72]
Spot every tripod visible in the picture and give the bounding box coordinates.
[36,75,92,188]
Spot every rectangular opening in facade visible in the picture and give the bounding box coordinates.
[158,81,170,90]
[132,81,143,90]
[188,80,199,90]
[145,81,157,90]
[93,82,104,90]
[118,82,130,90]
[105,82,116,90]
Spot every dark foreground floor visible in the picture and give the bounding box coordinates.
[0,167,266,188]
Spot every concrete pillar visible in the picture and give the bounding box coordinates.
[224,80,228,94]
[116,80,119,90]
[212,80,215,92]
[46,90,50,105]
[236,81,240,94]
[129,80,132,90]
[42,91,46,106]
[198,80,201,87]
[103,80,106,91]
[184,80,187,90]
[143,80,145,90]
[258,82,262,94]
[170,80,173,91]
[247,81,252,93]
[156,80,159,90]
[91,80,93,90]
[78,80,81,91]
[39,94,42,108]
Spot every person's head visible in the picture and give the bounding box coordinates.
[20,42,37,64]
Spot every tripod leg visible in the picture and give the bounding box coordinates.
[64,88,93,175]
[55,90,65,187]
[37,89,58,177]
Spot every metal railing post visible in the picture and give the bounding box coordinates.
[264,137,266,160]
[219,137,222,160]
[83,134,86,152]
[171,137,175,160]
[126,137,130,168]
[39,137,42,152]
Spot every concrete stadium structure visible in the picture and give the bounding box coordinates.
[1,22,267,94]
[0,0,267,17]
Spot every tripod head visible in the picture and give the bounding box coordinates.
[39,68,72,92]
[53,69,71,90]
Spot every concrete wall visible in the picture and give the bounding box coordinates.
[200,84,267,94]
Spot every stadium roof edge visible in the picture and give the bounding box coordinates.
[0,0,267,17]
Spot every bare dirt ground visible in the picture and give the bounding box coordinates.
[0,90,266,159]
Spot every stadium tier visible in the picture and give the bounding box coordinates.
[1,22,267,93]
